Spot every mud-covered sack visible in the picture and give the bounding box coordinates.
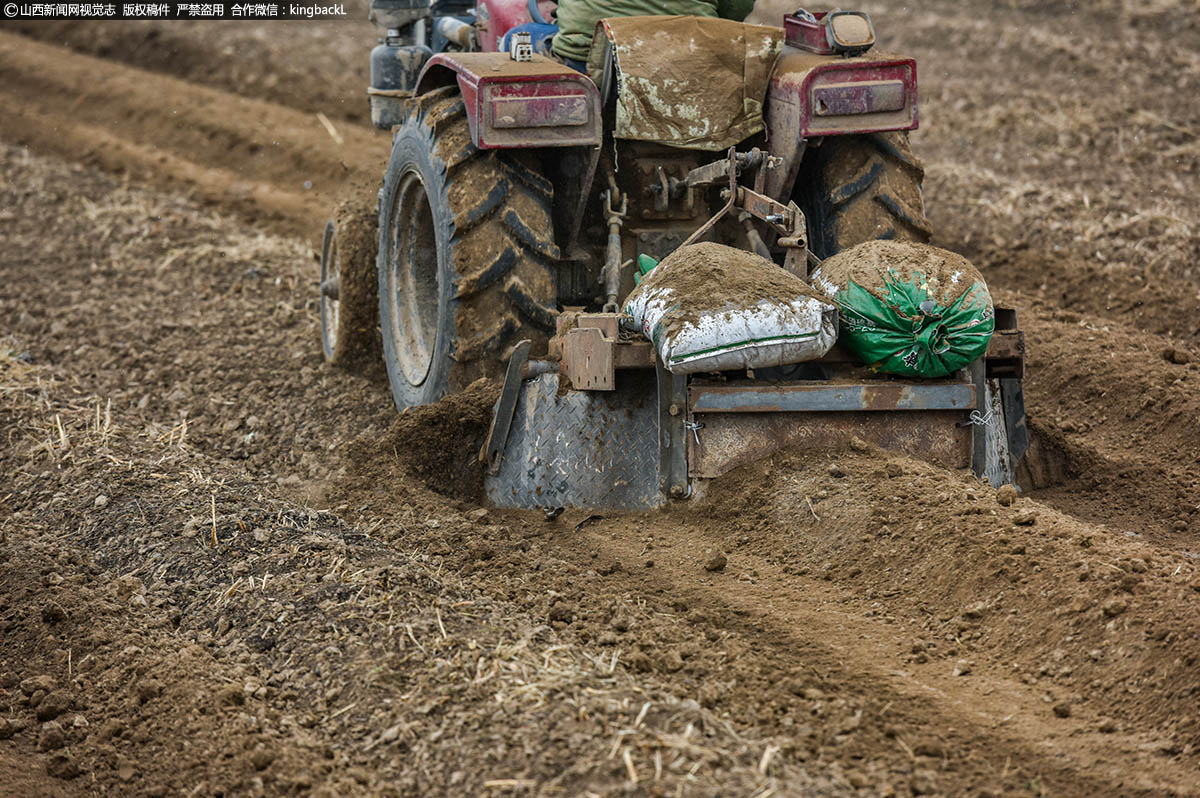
[812,241,994,379]
[624,242,837,374]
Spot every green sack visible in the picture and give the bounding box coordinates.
[812,241,994,379]
[632,253,658,285]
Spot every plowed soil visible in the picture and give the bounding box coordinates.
[3,2,1200,796]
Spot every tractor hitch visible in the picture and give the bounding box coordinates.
[680,147,810,276]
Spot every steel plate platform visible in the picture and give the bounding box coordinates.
[485,371,664,511]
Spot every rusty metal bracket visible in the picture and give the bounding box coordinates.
[985,308,1025,378]
[735,187,799,235]
[657,362,689,500]
[482,339,532,475]
[553,312,655,385]
[562,323,617,390]
[684,148,776,189]
[677,147,740,250]
[602,189,629,312]
[688,381,977,413]
[734,186,809,277]
[651,165,693,213]
[676,148,808,274]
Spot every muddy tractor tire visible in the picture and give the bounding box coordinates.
[376,89,559,410]
[319,199,380,370]
[796,131,933,259]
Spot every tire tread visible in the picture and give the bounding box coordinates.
[377,92,558,407]
[796,131,931,258]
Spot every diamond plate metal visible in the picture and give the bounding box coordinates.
[485,371,664,511]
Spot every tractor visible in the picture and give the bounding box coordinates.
[319,0,1028,510]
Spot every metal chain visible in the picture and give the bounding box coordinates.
[960,408,994,427]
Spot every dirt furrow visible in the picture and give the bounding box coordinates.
[0,30,387,239]
[4,142,1199,796]
[5,13,374,126]
[3,4,1200,794]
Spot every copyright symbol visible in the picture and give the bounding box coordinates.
[3,4,17,16]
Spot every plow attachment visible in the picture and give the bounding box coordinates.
[482,310,1027,512]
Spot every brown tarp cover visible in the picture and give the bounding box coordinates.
[587,16,783,151]
[552,0,755,63]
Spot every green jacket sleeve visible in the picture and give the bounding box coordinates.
[716,0,755,21]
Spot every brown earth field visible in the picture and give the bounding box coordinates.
[2,0,1200,796]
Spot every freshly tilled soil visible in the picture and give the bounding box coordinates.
[3,3,1200,796]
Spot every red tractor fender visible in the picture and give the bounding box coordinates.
[414,53,602,150]
[762,47,918,198]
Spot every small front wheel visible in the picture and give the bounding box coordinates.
[319,218,341,360]
[318,200,378,370]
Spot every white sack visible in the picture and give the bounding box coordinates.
[623,243,837,374]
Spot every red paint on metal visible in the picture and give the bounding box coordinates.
[812,80,906,116]
[799,58,917,136]
[478,0,557,52]
[766,48,918,143]
[783,10,836,54]
[415,52,601,149]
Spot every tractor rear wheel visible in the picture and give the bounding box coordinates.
[795,131,933,259]
[377,89,559,409]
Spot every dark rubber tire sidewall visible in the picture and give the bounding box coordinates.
[377,124,456,410]
[795,132,930,259]
[319,218,339,362]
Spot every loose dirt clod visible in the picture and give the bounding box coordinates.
[547,603,574,624]
[1162,348,1190,365]
[45,753,81,780]
[35,692,70,722]
[37,723,66,752]
[1102,597,1129,618]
